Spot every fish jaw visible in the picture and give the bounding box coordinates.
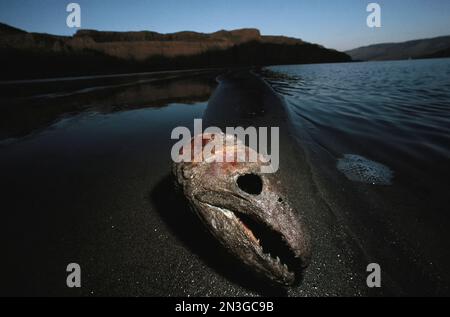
[173,133,311,285]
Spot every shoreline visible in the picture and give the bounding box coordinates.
[0,67,224,85]
[1,62,449,296]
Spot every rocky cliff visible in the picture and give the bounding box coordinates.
[0,22,350,79]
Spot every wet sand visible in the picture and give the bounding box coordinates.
[0,69,442,296]
[203,71,387,296]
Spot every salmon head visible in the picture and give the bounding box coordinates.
[173,132,311,285]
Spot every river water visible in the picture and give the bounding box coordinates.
[1,60,449,295]
[262,58,450,295]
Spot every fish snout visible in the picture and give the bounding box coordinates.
[173,133,311,285]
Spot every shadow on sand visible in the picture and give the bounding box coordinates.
[150,174,289,296]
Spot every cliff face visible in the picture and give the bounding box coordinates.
[68,28,263,60]
[74,28,261,43]
[0,24,262,60]
[0,22,351,79]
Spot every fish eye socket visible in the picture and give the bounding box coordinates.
[236,173,263,195]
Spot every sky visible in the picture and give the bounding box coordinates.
[0,0,449,51]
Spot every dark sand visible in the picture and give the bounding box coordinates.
[0,69,435,296]
[203,71,387,296]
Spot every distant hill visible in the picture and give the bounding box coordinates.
[346,35,450,61]
[0,22,350,79]
[0,22,27,35]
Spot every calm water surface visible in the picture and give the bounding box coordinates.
[264,59,450,193]
[263,59,450,295]
[1,60,450,295]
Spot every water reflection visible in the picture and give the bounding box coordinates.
[0,69,221,140]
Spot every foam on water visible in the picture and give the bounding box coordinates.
[336,154,393,185]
